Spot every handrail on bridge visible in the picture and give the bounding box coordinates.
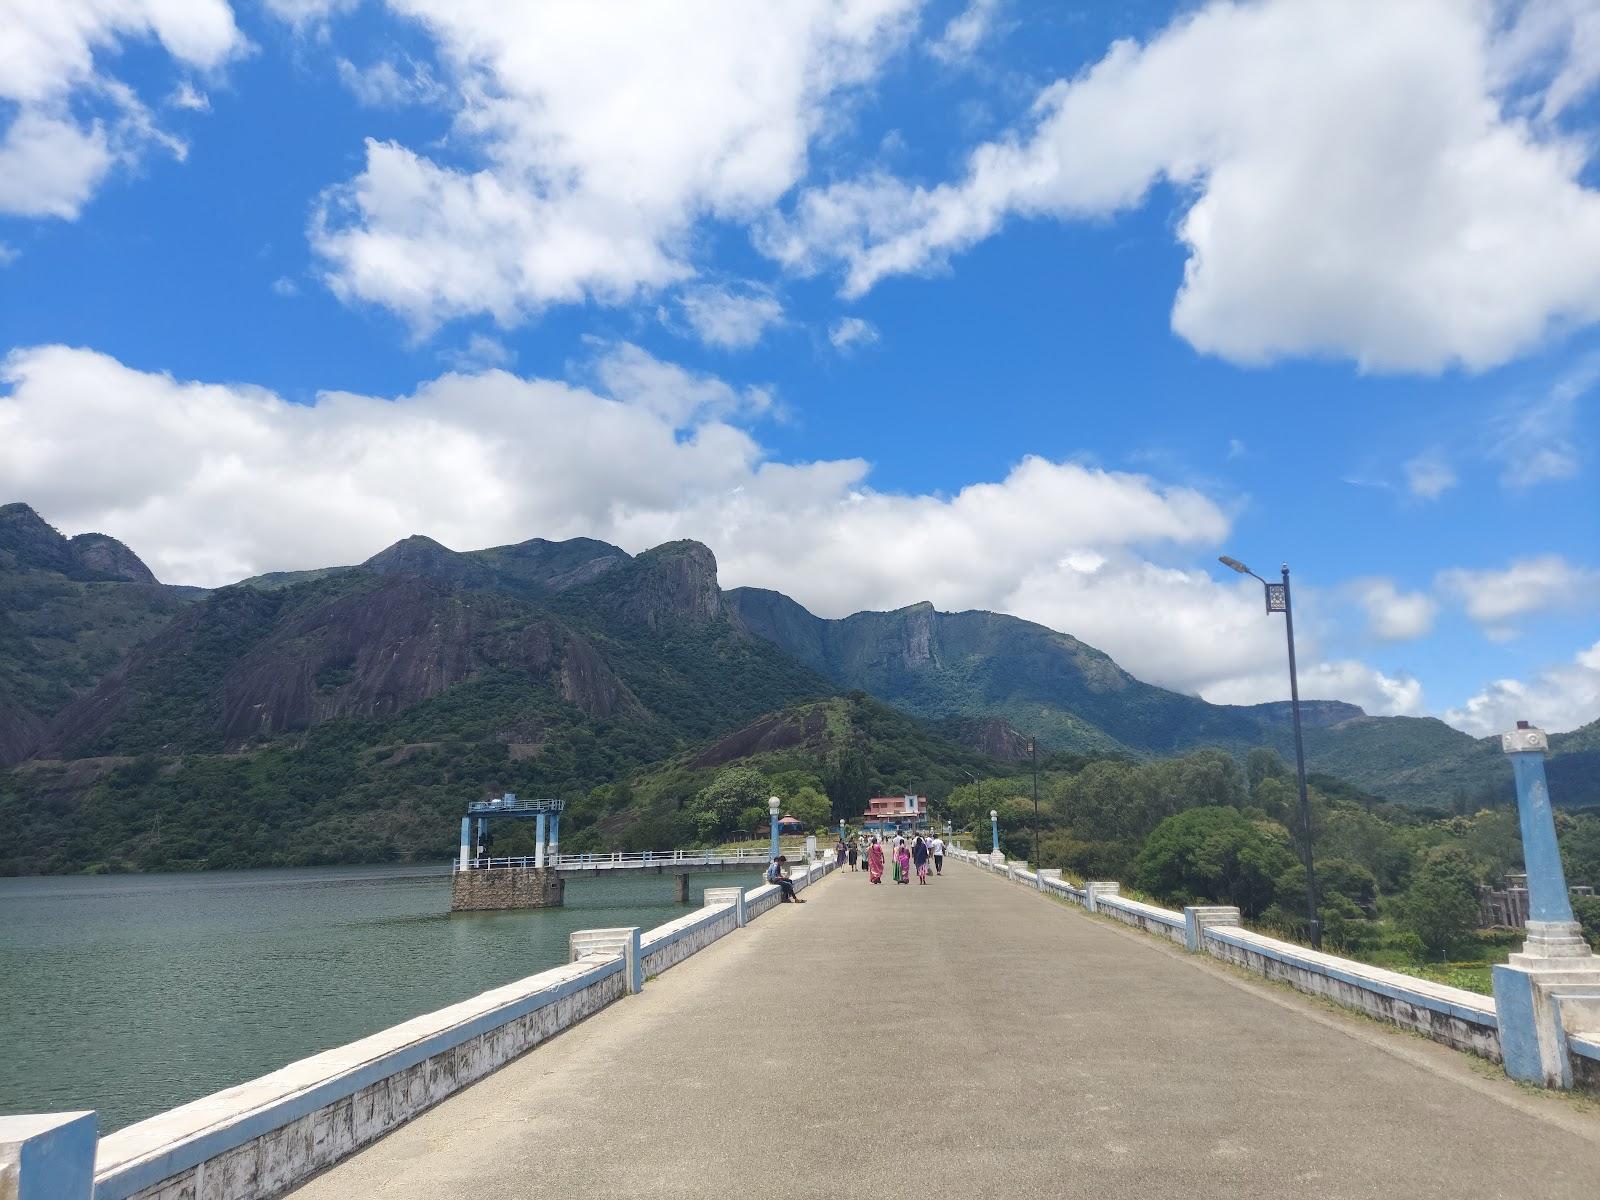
[461,847,777,871]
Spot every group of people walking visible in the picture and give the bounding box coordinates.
[838,832,945,885]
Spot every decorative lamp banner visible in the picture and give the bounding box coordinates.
[1265,584,1287,613]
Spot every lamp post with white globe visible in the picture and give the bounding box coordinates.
[768,796,781,862]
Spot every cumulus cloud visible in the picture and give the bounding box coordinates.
[676,284,785,350]
[1445,640,1600,736]
[1404,455,1457,500]
[766,0,1600,373]
[0,342,1453,715]
[1349,578,1438,642]
[828,316,880,351]
[1437,555,1600,630]
[0,0,243,218]
[313,0,918,330]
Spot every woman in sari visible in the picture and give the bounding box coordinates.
[912,835,930,884]
[867,838,885,884]
[895,841,912,885]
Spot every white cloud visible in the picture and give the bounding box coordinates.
[1225,438,1246,460]
[0,243,17,266]
[929,0,1001,64]
[676,284,785,350]
[1437,555,1600,629]
[0,0,243,218]
[1490,354,1595,488]
[1492,0,1600,122]
[271,276,299,297]
[1,341,1447,716]
[262,0,358,30]
[335,56,446,108]
[1205,659,1426,719]
[1445,640,1600,736]
[828,316,880,350]
[442,333,513,372]
[313,1,918,331]
[767,0,1600,373]
[169,82,211,112]
[0,112,112,219]
[1350,577,1438,642]
[1404,454,1457,500]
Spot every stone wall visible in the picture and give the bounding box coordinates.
[449,866,564,911]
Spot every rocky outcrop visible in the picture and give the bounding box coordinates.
[940,715,1032,762]
[68,533,159,583]
[689,705,830,768]
[0,503,159,582]
[44,574,645,754]
[599,540,724,629]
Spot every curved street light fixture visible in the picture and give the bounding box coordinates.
[1221,555,1322,950]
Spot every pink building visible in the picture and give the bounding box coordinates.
[861,794,927,832]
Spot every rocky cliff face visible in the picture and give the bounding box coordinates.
[47,575,643,755]
[67,533,159,583]
[0,503,160,582]
[595,540,724,629]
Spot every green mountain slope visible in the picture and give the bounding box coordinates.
[0,504,198,764]
[727,587,1596,808]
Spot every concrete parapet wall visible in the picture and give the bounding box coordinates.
[1571,1037,1600,1089]
[1202,928,1500,1058]
[96,957,626,1200]
[1098,894,1189,946]
[83,855,838,1200]
[957,846,1502,1063]
[640,905,737,976]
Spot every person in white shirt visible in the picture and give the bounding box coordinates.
[931,835,945,875]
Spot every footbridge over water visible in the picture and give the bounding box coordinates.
[8,727,1600,1199]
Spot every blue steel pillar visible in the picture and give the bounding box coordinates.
[459,817,471,870]
[535,811,547,869]
[1491,722,1600,1088]
[1508,725,1576,932]
[990,809,1000,856]
[548,812,560,861]
[768,796,781,861]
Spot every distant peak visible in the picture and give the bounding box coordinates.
[69,532,158,584]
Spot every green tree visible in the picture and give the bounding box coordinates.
[688,766,767,841]
[1247,747,1289,798]
[785,786,832,830]
[1133,807,1295,916]
[1399,847,1481,959]
[1573,894,1600,952]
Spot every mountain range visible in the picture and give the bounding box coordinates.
[2,501,1595,873]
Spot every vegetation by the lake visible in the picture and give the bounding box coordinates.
[949,747,1600,993]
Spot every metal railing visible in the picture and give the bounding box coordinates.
[462,848,776,871]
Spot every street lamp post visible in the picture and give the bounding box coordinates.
[990,808,1000,857]
[1029,737,1039,867]
[1220,555,1321,950]
[768,796,781,862]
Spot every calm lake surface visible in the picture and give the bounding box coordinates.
[0,863,761,1132]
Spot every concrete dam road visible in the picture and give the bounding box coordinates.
[293,864,1600,1200]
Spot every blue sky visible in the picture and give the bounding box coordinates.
[1,0,1597,734]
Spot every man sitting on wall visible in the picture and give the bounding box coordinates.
[767,855,806,904]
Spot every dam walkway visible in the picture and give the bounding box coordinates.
[292,859,1600,1200]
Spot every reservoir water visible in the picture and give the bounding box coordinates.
[0,863,762,1132]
